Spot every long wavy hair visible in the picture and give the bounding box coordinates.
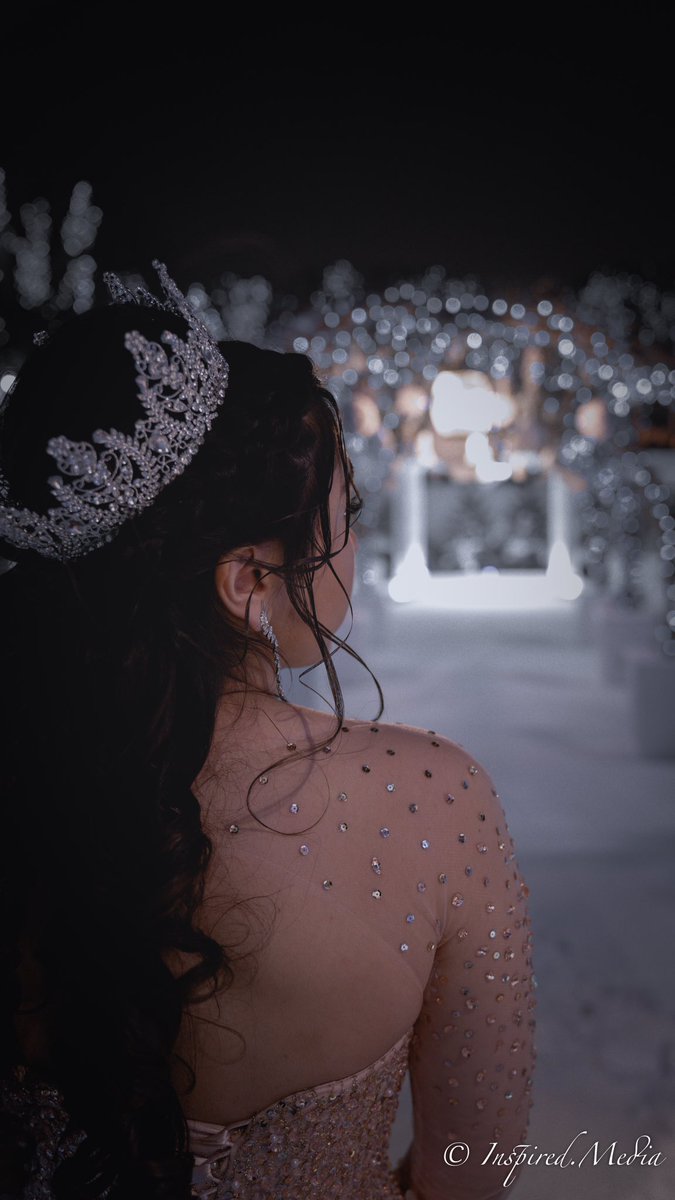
[0,299,383,1198]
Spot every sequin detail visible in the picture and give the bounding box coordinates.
[187,1030,414,1198]
[177,723,534,1197]
[0,1066,92,1200]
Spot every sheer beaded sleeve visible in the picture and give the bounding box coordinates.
[402,743,537,1200]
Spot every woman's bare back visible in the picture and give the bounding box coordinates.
[166,700,536,1196]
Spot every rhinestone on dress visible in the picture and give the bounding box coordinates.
[339,822,348,832]
[424,770,432,778]
[469,765,478,774]
[259,774,268,785]
[178,1020,416,1196]
[287,741,297,750]
[166,720,536,1197]
[299,844,310,855]
[229,823,239,834]
[289,803,299,814]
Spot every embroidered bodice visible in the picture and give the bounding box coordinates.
[187,1027,414,1198]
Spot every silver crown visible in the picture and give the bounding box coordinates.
[0,260,229,562]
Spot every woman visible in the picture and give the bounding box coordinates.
[0,262,536,1199]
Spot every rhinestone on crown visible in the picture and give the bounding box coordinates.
[0,260,229,562]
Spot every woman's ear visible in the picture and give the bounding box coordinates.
[214,541,283,626]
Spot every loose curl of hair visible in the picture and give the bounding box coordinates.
[0,301,383,1198]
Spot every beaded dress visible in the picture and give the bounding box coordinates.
[1,718,537,1200]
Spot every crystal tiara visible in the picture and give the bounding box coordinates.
[0,260,230,563]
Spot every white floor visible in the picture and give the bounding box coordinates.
[283,570,675,1200]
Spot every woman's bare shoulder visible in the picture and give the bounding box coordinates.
[289,706,494,799]
[343,714,471,759]
[339,714,495,788]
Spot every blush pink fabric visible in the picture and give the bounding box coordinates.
[182,719,537,1199]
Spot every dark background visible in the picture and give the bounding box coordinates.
[1,13,671,299]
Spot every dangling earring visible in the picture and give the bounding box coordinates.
[259,604,287,702]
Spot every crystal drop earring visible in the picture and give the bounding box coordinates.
[259,604,287,702]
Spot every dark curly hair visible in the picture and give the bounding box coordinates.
[0,298,383,1198]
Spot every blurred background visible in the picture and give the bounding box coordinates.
[1,16,674,1198]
